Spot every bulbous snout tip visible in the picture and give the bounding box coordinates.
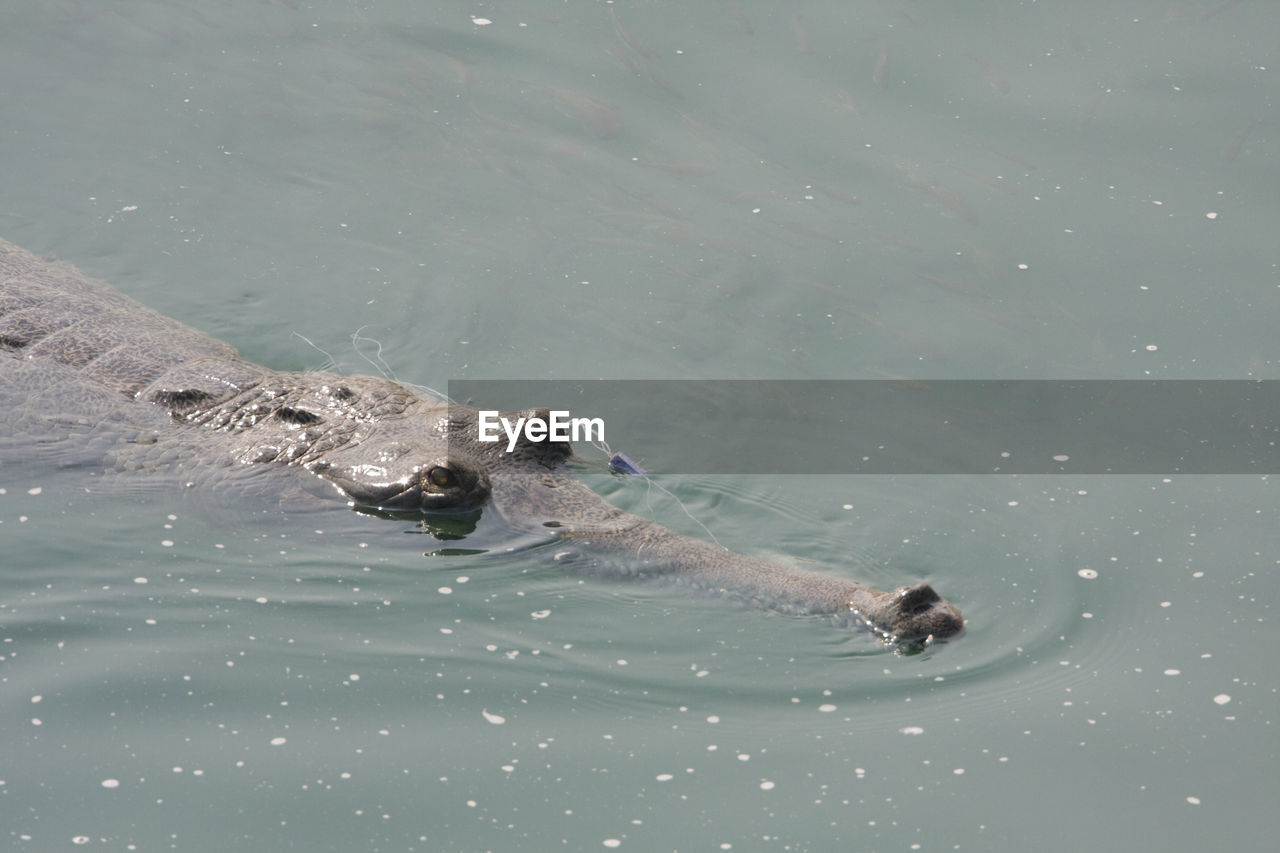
[889,583,964,641]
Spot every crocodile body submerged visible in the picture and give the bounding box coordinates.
[0,237,962,644]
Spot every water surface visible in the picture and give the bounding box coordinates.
[2,1,1277,850]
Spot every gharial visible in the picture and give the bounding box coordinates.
[0,237,963,646]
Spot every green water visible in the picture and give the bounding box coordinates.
[2,1,1277,851]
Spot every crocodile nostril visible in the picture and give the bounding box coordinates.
[897,583,942,614]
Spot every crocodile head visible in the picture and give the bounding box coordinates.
[307,440,491,512]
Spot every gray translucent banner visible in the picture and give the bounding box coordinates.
[447,380,1280,475]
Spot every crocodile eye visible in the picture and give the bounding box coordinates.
[427,466,457,489]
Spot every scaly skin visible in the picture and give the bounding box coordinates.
[1,238,962,643]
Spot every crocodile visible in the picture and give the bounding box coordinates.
[0,237,963,645]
